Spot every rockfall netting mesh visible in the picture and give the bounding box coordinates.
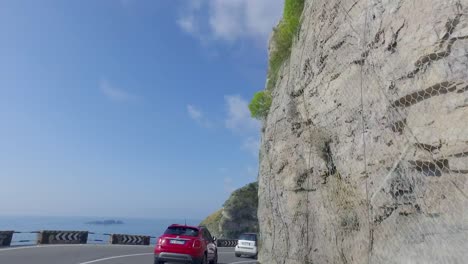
[258,0,467,263]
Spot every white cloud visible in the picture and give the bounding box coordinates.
[242,137,260,157]
[176,0,204,35]
[187,104,202,121]
[187,0,204,10]
[244,0,283,37]
[178,0,283,43]
[100,79,135,102]
[225,95,260,133]
[224,95,261,157]
[177,0,214,46]
[187,104,212,128]
[209,0,245,41]
[177,15,197,34]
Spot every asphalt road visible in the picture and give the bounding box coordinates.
[0,245,258,264]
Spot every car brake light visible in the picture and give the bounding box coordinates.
[157,238,165,246]
[193,239,201,248]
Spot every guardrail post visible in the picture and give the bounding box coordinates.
[0,231,14,247]
[37,231,88,245]
[216,239,238,247]
[109,234,151,245]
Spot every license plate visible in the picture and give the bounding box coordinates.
[170,240,185,245]
[242,242,249,246]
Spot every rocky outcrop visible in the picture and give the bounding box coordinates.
[201,182,258,238]
[258,0,468,263]
[200,209,223,238]
[85,220,124,225]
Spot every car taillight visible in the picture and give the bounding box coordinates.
[157,238,165,246]
[192,239,201,248]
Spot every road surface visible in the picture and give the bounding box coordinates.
[0,245,258,264]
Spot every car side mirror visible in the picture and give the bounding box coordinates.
[212,236,217,242]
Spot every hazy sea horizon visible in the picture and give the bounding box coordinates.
[0,215,201,246]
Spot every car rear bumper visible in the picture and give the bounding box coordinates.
[155,253,203,263]
[235,246,258,256]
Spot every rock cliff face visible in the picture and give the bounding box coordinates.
[258,1,468,263]
[201,182,258,238]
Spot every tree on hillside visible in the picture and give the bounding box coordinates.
[249,91,272,120]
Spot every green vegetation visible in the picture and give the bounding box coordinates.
[221,182,259,238]
[249,91,272,119]
[200,182,259,239]
[249,0,305,119]
[327,173,360,233]
[223,182,258,215]
[267,0,305,90]
[200,209,223,237]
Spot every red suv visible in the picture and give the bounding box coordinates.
[154,224,218,264]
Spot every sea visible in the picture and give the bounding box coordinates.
[0,216,200,246]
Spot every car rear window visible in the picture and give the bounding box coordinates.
[238,234,256,241]
[164,227,199,237]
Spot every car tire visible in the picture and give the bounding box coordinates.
[194,254,207,264]
[235,253,241,258]
[209,252,218,264]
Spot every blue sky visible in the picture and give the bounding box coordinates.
[0,0,283,219]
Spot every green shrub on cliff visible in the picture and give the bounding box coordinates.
[200,182,259,239]
[249,0,305,118]
[268,0,305,91]
[220,182,259,238]
[200,209,223,238]
[249,91,272,119]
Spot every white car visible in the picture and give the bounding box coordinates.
[234,233,258,259]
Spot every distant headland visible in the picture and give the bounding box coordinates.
[85,220,124,225]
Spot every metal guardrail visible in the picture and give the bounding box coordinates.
[1,230,157,247]
[9,231,40,245]
[2,230,238,248]
[216,239,238,247]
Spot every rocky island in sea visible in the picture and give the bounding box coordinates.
[85,220,124,225]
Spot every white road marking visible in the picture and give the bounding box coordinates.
[229,261,259,264]
[0,245,85,252]
[0,245,39,252]
[0,244,152,253]
[77,253,153,264]
[0,245,243,263]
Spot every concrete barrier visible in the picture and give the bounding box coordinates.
[0,231,14,247]
[216,239,238,247]
[109,234,150,246]
[37,231,88,245]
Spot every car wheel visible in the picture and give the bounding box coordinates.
[209,252,218,264]
[195,254,207,264]
[235,253,241,258]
